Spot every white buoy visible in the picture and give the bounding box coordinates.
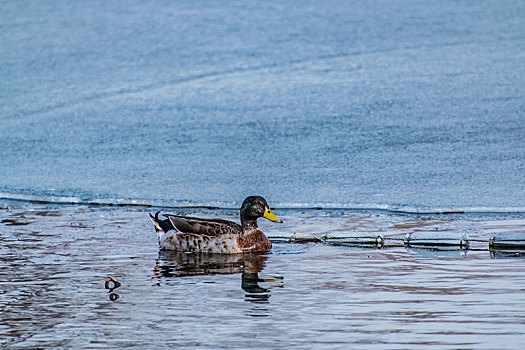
[489,233,525,249]
[269,234,323,243]
[269,233,384,247]
[405,231,469,249]
[324,233,384,248]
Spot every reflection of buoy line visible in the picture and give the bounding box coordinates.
[268,232,525,251]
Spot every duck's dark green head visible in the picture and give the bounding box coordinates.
[240,196,282,230]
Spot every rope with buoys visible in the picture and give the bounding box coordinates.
[268,232,525,251]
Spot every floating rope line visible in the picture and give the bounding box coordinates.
[269,234,385,248]
[267,232,525,251]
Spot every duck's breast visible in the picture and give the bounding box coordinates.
[236,229,272,253]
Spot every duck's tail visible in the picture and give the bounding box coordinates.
[149,211,164,232]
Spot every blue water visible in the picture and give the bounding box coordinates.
[1,0,524,212]
[2,3,525,347]
[2,201,525,349]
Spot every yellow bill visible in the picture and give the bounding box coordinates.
[263,207,283,223]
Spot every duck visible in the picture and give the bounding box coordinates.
[149,196,282,254]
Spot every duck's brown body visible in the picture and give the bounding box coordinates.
[149,196,280,254]
[158,227,272,254]
[236,229,272,253]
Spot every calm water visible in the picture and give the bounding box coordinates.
[1,0,525,348]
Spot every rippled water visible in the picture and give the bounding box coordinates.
[2,201,525,348]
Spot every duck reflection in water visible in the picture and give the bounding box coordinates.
[154,251,282,303]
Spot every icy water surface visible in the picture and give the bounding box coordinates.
[1,0,524,211]
[2,201,525,349]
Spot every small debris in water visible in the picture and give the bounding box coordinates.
[105,276,121,291]
[105,276,121,301]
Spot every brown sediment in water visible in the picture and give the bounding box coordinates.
[13,210,62,217]
[341,216,378,230]
[479,219,525,234]
[392,220,450,229]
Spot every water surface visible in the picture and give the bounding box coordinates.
[1,0,524,211]
[1,1,525,348]
[1,202,525,348]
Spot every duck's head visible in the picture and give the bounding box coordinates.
[240,196,282,230]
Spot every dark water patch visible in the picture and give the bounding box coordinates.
[1,218,33,226]
[490,250,525,259]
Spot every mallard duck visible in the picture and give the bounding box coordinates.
[149,196,282,253]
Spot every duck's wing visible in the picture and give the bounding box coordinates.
[163,214,243,237]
